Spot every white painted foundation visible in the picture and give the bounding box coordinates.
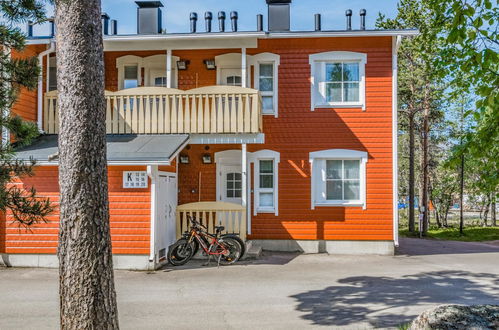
[250,240,394,255]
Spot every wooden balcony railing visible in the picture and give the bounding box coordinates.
[176,202,247,241]
[43,86,263,135]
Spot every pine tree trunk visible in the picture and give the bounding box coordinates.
[55,0,119,328]
[408,113,415,232]
[422,101,429,236]
[459,153,465,235]
[492,194,497,227]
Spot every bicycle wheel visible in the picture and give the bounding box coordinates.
[221,234,246,258]
[218,237,242,265]
[167,239,194,266]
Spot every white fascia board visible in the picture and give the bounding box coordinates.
[32,161,172,166]
[189,133,265,145]
[267,29,419,39]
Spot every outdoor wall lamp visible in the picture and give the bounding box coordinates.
[176,59,190,70]
[203,59,216,70]
[202,153,212,164]
[179,154,190,164]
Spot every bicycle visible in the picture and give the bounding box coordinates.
[167,215,244,267]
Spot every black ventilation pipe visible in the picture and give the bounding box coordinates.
[205,11,213,32]
[346,9,352,30]
[230,11,238,32]
[257,14,263,32]
[314,14,321,31]
[27,21,33,37]
[190,12,198,33]
[360,9,366,30]
[218,11,226,32]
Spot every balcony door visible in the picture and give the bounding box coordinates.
[220,165,243,204]
[220,69,242,86]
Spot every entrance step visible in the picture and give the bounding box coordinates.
[243,241,262,260]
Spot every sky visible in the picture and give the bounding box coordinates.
[31,0,400,36]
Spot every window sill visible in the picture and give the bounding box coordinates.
[313,201,365,208]
[256,208,276,214]
[313,103,365,110]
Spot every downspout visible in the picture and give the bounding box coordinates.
[392,35,402,247]
[147,165,158,264]
[37,41,56,132]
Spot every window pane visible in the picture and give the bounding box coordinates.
[344,181,360,200]
[343,63,359,81]
[154,77,167,87]
[124,79,138,89]
[259,77,273,91]
[326,83,342,102]
[262,96,274,113]
[227,181,234,189]
[260,175,273,188]
[259,63,273,77]
[234,180,242,190]
[259,192,274,207]
[326,63,342,82]
[326,181,342,200]
[227,189,234,198]
[326,160,342,179]
[124,66,138,79]
[227,173,234,180]
[344,83,359,102]
[234,189,242,198]
[260,160,273,173]
[234,173,242,181]
[344,160,360,179]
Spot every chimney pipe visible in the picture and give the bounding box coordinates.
[218,11,226,32]
[257,14,264,32]
[110,19,118,35]
[101,13,110,35]
[346,9,352,30]
[314,14,321,31]
[50,19,55,37]
[230,11,238,32]
[135,1,163,34]
[27,21,34,37]
[266,0,291,32]
[360,9,366,30]
[190,12,198,33]
[205,11,213,32]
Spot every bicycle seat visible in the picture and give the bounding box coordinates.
[215,226,225,232]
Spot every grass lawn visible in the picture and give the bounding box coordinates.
[399,226,499,242]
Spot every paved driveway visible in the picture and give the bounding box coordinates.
[1,238,499,329]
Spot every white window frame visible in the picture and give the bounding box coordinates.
[249,150,280,216]
[309,149,368,210]
[309,51,367,111]
[251,53,280,118]
[116,54,179,90]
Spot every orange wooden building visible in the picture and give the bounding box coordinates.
[1,0,417,269]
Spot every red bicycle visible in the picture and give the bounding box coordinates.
[168,215,244,266]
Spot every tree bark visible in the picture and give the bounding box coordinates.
[408,113,416,232]
[459,153,465,235]
[492,194,497,227]
[55,0,119,328]
[422,101,430,236]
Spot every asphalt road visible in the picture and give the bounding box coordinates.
[1,238,499,329]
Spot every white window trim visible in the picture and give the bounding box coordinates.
[249,150,280,216]
[309,51,367,111]
[309,149,368,210]
[116,54,179,90]
[251,53,280,118]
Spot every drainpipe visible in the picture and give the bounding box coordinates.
[147,165,158,264]
[37,41,56,132]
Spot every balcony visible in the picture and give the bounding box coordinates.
[43,86,263,135]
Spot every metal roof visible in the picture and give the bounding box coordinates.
[14,134,189,165]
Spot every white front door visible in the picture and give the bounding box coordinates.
[220,165,242,204]
[155,173,177,260]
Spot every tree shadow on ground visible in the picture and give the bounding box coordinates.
[290,270,499,328]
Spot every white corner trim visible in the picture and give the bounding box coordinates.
[251,52,280,118]
[309,51,367,112]
[309,149,368,210]
[392,36,401,247]
[147,165,159,262]
[249,149,280,216]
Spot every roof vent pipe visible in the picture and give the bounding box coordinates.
[218,11,226,32]
[49,18,56,37]
[230,11,238,32]
[257,14,263,32]
[190,12,198,33]
[205,11,213,32]
[346,9,352,30]
[360,9,366,30]
[101,13,110,35]
[27,21,34,37]
[314,14,321,31]
[110,19,118,35]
